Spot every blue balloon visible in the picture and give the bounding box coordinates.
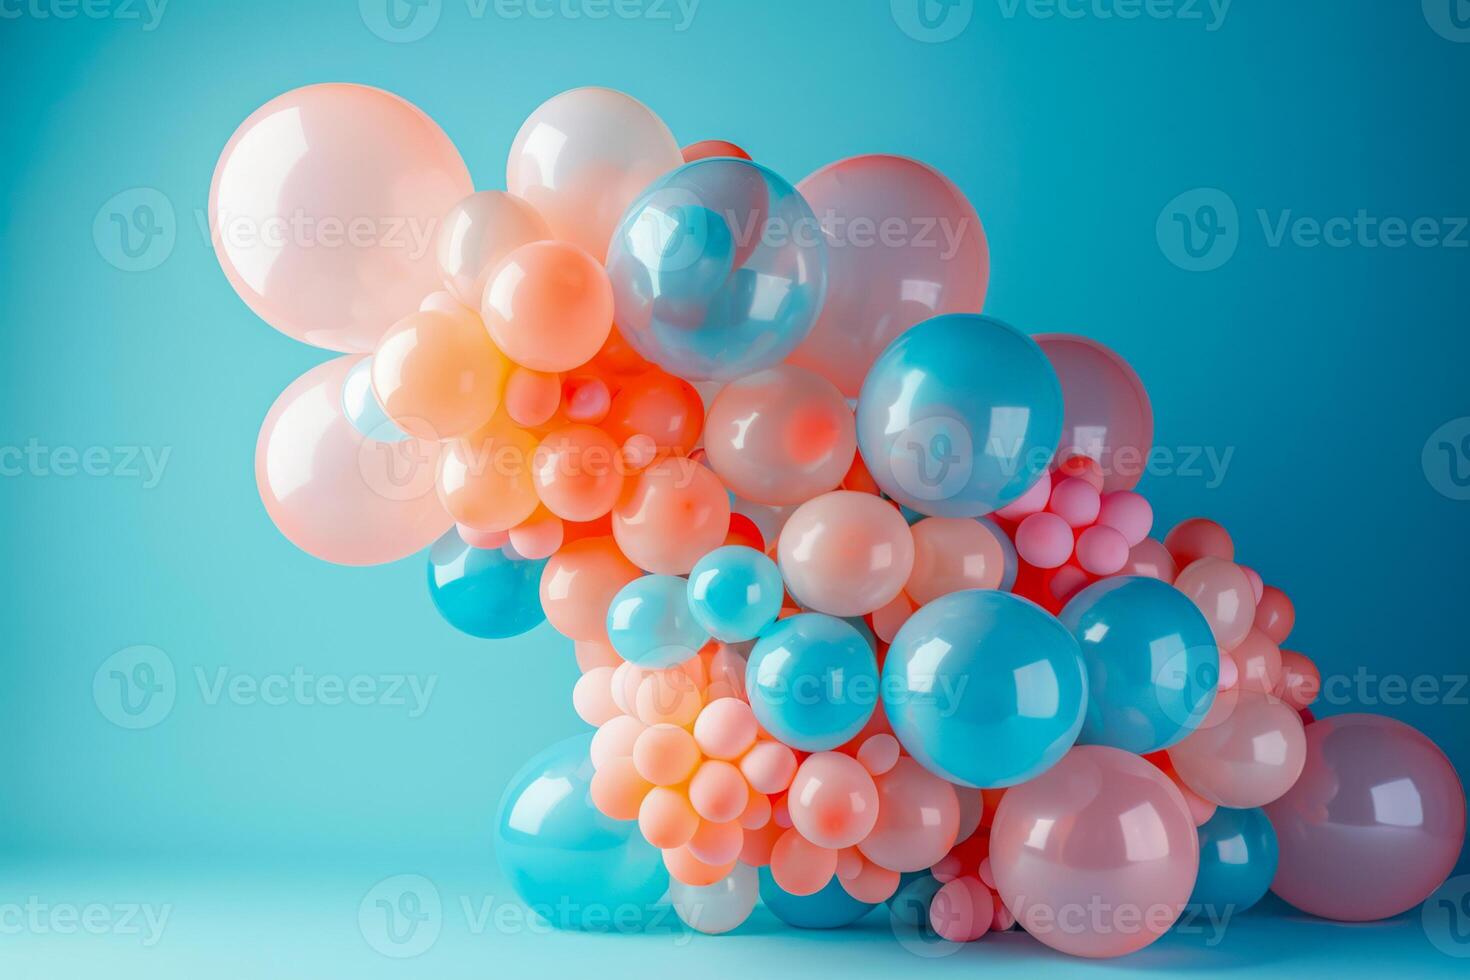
[342,356,408,442]
[605,574,709,668]
[495,734,669,930]
[427,529,547,639]
[886,871,942,929]
[1189,806,1279,915]
[856,314,1062,517]
[758,868,875,929]
[883,590,1087,788]
[1059,576,1220,753]
[686,545,784,642]
[746,613,877,752]
[606,158,828,381]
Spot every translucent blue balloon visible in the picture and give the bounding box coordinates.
[342,356,408,442]
[495,734,669,930]
[606,158,828,381]
[758,868,874,929]
[856,314,1062,517]
[746,613,877,752]
[1188,806,1279,915]
[427,528,547,639]
[1059,576,1219,754]
[686,545,784,643]
[883,590,1086,788]
[605,574,709,668]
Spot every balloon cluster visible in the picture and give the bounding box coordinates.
[217,84,1466,957]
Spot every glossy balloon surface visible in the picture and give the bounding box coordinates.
[746,614,878,752]
[1035,334,1153,493]
[427,528,548,638]
[1188,806,1278,915]
[758,867,875,929]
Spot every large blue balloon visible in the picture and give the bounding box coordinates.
[856,314,1062,517]
[883,589,1087,788]
[758,868,875,929]
[427,529,547,638]
[606,158,828,381]
[746,613,878,752]
[686,545,784,643]
[605,574,709,668]
[495,734,669,930]
[1189,806,1279,915]
[1059,576,1219,754]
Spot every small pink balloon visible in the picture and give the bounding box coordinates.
[1168,690,1306,808]
[1276,650,1321,710]
[1122,537,1177,582]
[1174,557,1258,651]
[688,760,749,824]
[1015,512,1074,569]
[457,524,509,550]
[870,592,915,645]
[1164,518,1234,568]
[1239,564,1264,603]
[1096,491,1152,547]
[1075,524,1130,576]
[930,877,994,943]
[906,517,1006,605]
[436,190,551,308]
[857,758,960,873]
[1217,651,1240,690]
[1254,585,1296,644]
[1230,628,1283,694]
[564,376,612,423]
[787,752,881,850]
[777,491,915,617]
[590,714,645,769]
[740,740,798,795]
[1035,335,1154,494]
[1048,477,1101,529]
[508,509,564,561]
[856,734,900,776]
[994,470,1052,521]
[693,698,759,761]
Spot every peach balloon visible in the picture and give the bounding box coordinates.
[663,845,736,888]
[589,757,652,821]
[436,416,540,532]
[507,508,563,561]
[906,518,1005,605]
[770,828,839,896]
[603,371,705,457]
[777,491,914,617]
[741,792,773,831]
[929,878,993,943]
[1168,690,1307,808]
[563,376,611,424]
[740,821,783,867]
[1276,650,1321,710]
[1254,585,1296,644]
[870,592,915,644]
[503,367,561,428]
[857,758,960,873]
[457,524,509,550]
[857,734,900,776]
[687,819,745,867]
[590,714,644,768]
[210,84,473,352]
[371,308,508,440]
[640,787,700,849]
[613,458,731,574]
[572,667,618,726]
[787,752,880,850]
[693,698,758,760]
[841,860,901,904]
[482,240,614,373]
[435,190,550,308]
[740,740,798,795]
[635,671,703,728]
[1174,557,1258,651]
[531,424,624,522]
[1164,517,1234,568]
[419,290,468,315]
[539,536,642,641]
[689,760,750,824]
[256,356,451,565]
[633,724,701,786]
[1230,628,1284,694]
[1123,537,1177,582]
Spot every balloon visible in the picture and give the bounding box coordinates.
[1096,490,1153,546]
[1058,576,1219,754]
[530,424,624,522]
[1124,537,1177,582]
[607,158,828,381]
[539,536,642,642]
[682,139,752,163]
[686,546,784,643]
[857,757,961,873]
[905,517,1007,605]
[341,356,407,442]
[1173,557,1257,651]
[1034,335,1153,493]
[210,83,472,352]
[692,697,759,760]
[436,190,551,308]
[883,590,1087,788]
[1189,807,1278,915]
[605,574,709,669]
[602,370,705,456]
[612,457,731,574]
[759,867,876,929]
[745,613,878,752]
[427,527,548,638]
[371,307,510,439]
[739,740,798,795]
[1048,477,1100,528]
[929,878,993,943]
[887,871,944,929]
[856,314,1062,517]
[1015,513,1076,570]
[1276,650,1320,710]
[256,356,451,565]
[506,87,682,258]
[504,367,562,428]
[704,366,856,505]
[1164,518,1235,568]
[1229,628,1284,695]
[1168,690,1306,808]
[787,155,989,397]
[1266,714,1466,922]
[671,863,758,934]
[496,734,669,929]
[1075,525,1130,576]
[777,491,915,617]
[1254,585,1296,644]
[436,415,541,532]
[482,241,614,373]
[787,752,880,850]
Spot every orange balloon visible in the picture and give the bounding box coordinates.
[613,458,731,574]
[504,367,561,428]
[531,424,624,522]
[436,416,539,531]
[603,371,705,456]
[663,845,737,887]
[639,786,699,849]
[482,240,613,372]
[371,308,509,439]
[538,536,641,641]
[770,828,839,897]
[590,757,652,821]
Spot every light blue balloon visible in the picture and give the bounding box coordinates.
[746,613,877,752]
[427,529,547,639]
[758,868,875,929]
[856,314,1062,517]
[1188,807,1279,915]
[607,158,828,381]
[686,545,783,643]
[495,734,669,930]
[1059,576,1219,754]
[605,574,709,668]
[883,590,1087,788]
[342,356,408,442]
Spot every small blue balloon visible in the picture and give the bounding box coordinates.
[342,356,408,442]
[606,574,709,668]
[883,590,1087,788]
[1188,806,1279,915]
[856,314,1062,517]
[758,868,875,929]
[496,734,669,930]
[607,158,828,381]
[1059,576,1219,754]
[746,613,877,752]
[686,546,784,643]
[427,529,547,639]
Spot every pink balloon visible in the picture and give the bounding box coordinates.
[1163,518,1234,568]
[906,517,1006,605]
[787,752,880,850]
[1034,335,1154,493]
[1048,477,1100,529]
[435,190,551,308]
[787,155,989,397]
[1168,690,1306,808]
[1122,537,1177,583]
[1075,525,1130,576]
[1254,585,1296,644]
[1173,557,1257,651]
[777,491,914,617]
[1265,714,1466,922]
[930,877,994,943]
[857,758,960,873]
[1276,650,1321,710]
[1014,512,1074,569]
[990,746,1198,959]
[211,84,472,352]
[1096,491,1153,547]
[255,356,451,565]
[994,469,1052,521]
[1230,628,1283,694]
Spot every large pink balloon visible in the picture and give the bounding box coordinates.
[1168,690,1306,808]
[1266,714,1466,922]
[990,745,1199,959]
[256,356,451,565]
[1035,335,1153,493]
[787,155,989,397]
[211,84,473,352]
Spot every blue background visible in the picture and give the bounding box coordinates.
[2,0,1468,974]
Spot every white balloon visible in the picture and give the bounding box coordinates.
[670,863,758,935]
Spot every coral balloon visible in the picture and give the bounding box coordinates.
[1124,537,1178,582]
[857,758,960,873]
[436,416,540,532]
[906,517,1006,604]
[1168,690,1306,808]
[777,491,914,617]
[1035,335,1154,493]
[1165,518,1235,568]
[371,307,509,439]
[787,752,880,850]
[436,190,551,308]
[1174,557,1257,651]
[482,240,614,373]
[770,828,839,897]
[539,536,642,642]
[681,139,752,162]
[1254,585,1296,644]
[531,424,624,522]
[612,458,731,574]
[602,371,704,456]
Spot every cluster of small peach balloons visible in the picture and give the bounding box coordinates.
[214,82,1466,958]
